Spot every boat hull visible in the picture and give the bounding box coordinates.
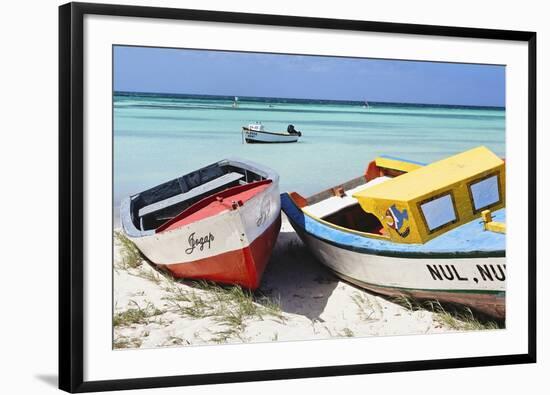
[158,213,281,289]
[123,161,281,289]
[281,193,505,318]
[243,129,299,143]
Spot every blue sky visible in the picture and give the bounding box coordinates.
[114,46,505,107]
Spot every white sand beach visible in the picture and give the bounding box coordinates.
[113,217,493,350]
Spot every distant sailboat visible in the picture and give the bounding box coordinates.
[232,96,239,108]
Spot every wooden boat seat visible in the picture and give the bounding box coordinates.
[304,176,390,218]
[138,172,244,219]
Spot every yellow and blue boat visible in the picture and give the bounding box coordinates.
[281,146,506,318]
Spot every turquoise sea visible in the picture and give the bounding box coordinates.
[114,92,505,221]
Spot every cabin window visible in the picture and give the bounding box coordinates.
[419,193,458,232]
[469,174,501,213]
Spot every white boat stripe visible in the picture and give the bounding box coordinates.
[301,230,505,292]
[129,182,280,265]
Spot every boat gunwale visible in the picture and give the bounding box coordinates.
[155,179,273,233]
[304,174,369,206]
[282,192,505,259]
[121,158,279,239]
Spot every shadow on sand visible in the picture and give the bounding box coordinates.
[260,229,503,328]
[259,230,339,322]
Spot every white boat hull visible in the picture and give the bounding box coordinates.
[128,181,280,266]
[120,159,281,288]
[281,193,505,318]
[243,129,299,143]
[297,227,505,318]
[299,228,505,293]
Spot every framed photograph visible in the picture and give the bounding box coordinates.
[59,2,537,392]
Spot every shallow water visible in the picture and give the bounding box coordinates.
[114,92,505,220]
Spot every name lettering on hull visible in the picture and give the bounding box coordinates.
[426,263,506,283]
[185,232,215,255]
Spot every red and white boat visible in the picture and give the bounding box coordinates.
[120,159,281,289]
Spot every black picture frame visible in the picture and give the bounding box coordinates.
[59,2,537,393]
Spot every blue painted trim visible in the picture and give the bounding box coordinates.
[281,193,505,258]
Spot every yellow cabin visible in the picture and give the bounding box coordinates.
[352,146,505,244]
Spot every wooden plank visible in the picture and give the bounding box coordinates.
[138,172,244,217]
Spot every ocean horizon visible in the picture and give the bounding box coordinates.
[115,90,506,110]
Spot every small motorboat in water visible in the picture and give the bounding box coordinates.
[121,159,281,289]
[281,147,506,318]
[242,123,301,144]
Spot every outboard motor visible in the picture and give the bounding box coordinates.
[287,124,302,137]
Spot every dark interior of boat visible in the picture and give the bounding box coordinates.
[322,204,386,236]
[130,162,265,231]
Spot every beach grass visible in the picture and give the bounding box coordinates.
[134,266,163,284]
[113,335,143,349]
[351,292,376,321]
[162,280,285,343]
[162,336,190,346]
[113,230,166,285]
[113,300,164,327]
[339,328,355,337]
[114,231,143,270]
[392,295,503,330]
[426,300,502,330]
